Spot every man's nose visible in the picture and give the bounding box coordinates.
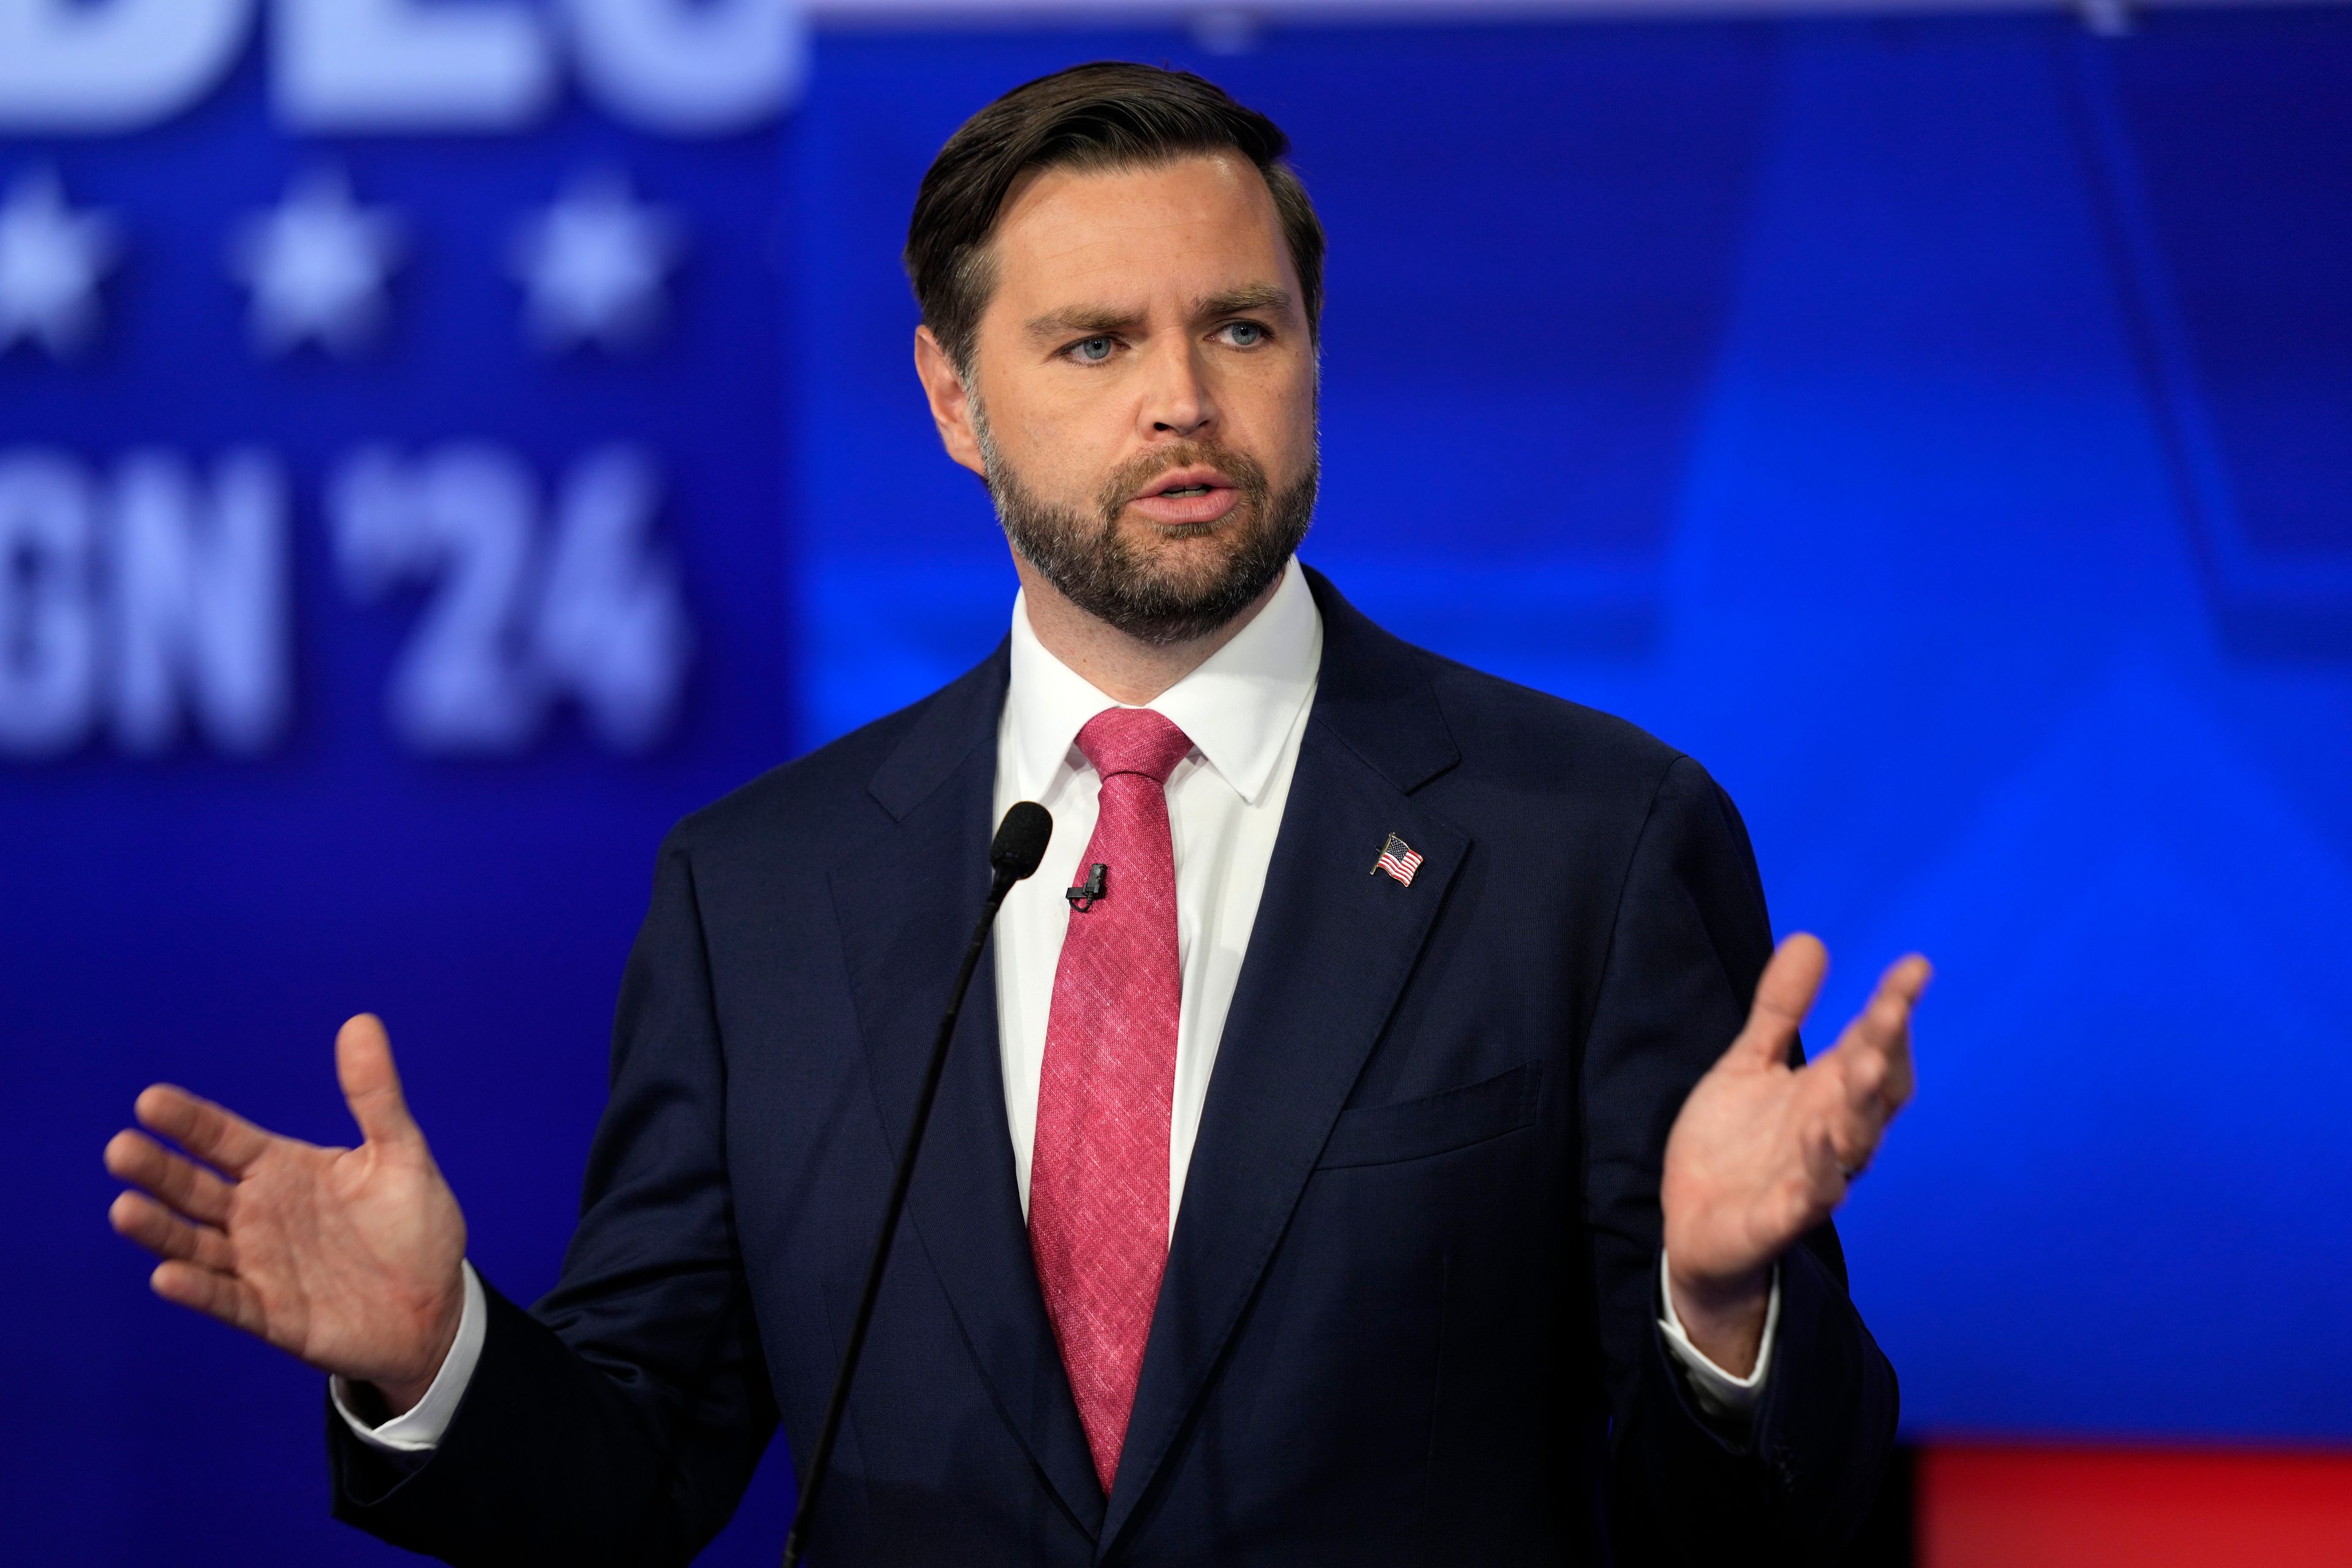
[1141,339,1215,438]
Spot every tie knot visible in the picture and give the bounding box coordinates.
[1076,707,1193,785]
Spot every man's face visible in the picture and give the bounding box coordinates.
[918,153,1319,645]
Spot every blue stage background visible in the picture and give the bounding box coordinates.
[5,6,2348,1561]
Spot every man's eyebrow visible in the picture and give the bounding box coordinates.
[1024,304,1147,342]
[1194,284,1291,320]
[1023,285,1295,344]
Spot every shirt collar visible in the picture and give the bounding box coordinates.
[1004,555,1322,807]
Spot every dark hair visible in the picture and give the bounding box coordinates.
[905,62,1326,375]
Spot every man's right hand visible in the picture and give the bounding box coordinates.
[105,1014,468,1417]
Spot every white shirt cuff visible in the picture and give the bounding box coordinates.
[1656,1249,1780,1422]
[330,1260,486,1454]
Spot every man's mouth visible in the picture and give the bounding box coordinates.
[1137,467,1235,498]
[1125,466,1245,527]
[1119,463,1251,531]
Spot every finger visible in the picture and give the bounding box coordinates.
[1798,1039,1899,1179]
[1872,959,1928,1020]
[134,1084,272,1178]
[336,1014,418,1149]
[1771,1106,1856,1231]
[1823,1079,1890,1177]
[1812,1024,1925,1182]
[1727,932,1828,1070]
[149,1259,267,1340]
[1793,1073,1879,1193]
[104,1128,234,1226]
[109,1189,236,1273]
[1832,954,1933,1114]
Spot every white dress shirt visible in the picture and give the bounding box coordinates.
[992,554,1321,1228]
[337,555,1772,1452]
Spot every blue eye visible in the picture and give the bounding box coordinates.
[1226,322,1266,347]
[1071,336,1114,363]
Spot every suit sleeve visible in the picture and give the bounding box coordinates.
[328,827,778,1566]
[1579,755,1898,1565]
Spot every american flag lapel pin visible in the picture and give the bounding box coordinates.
[1373,833,1424,886]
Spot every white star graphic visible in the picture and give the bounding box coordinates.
[0,168,119,358]
[228,169,404,357]
[510,172,682,354]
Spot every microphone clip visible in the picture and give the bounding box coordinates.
[1066,862,1108,913]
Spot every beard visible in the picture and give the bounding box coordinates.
[974,413,1318,647]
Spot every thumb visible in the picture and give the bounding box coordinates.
[1727,932,1827,1070]
[336,1014,420,1148]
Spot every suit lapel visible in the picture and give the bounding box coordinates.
[1098,570,1469,1555]
[827,645,1106,1538]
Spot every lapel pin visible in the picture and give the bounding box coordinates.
[1372,833,1423,887]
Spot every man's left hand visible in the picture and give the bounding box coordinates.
[1660,934,1931,1376]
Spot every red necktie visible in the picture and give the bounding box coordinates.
[1030,706,1192,1493]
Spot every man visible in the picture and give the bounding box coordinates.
[104,64,1926,1565]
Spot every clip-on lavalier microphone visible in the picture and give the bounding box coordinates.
[1066,862,1107,912]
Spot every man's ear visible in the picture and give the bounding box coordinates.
[914,325,987,480]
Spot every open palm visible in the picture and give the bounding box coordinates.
[1660,934,1930,1368]
[104,1014,467,1413]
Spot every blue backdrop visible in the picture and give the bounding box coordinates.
[5,6,2348,1562]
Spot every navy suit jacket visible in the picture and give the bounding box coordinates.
[330,567,1898,1566]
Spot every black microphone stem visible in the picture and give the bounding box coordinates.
[779,863,1021,1568]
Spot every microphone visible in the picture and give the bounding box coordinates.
[780,802,1053,1568]
[1065,861,1107,913]
[991,800,1055,886]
